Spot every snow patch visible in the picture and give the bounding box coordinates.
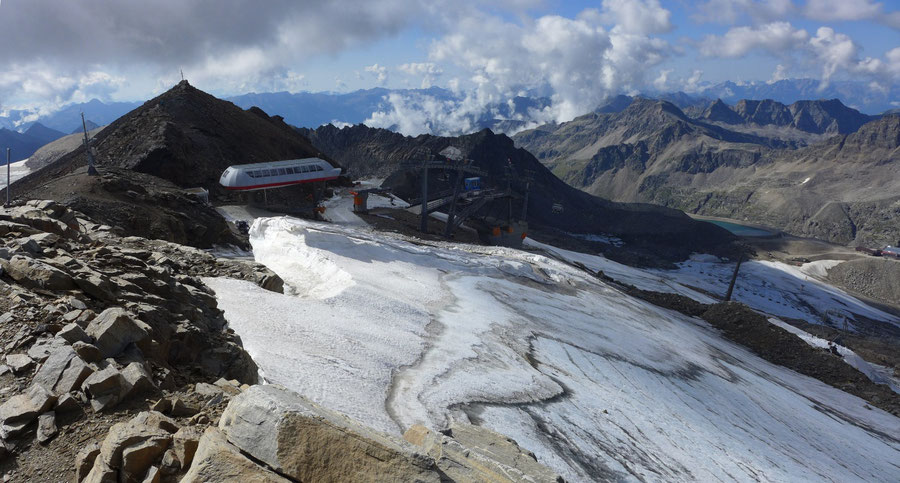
[768,317,900,394]
[206,217,900,482]
[250,217,355,299]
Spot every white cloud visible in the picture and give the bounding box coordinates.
[601,0,672,35]
[368,2,675,134]
[693,0,796,24]
[699,22,809,58]
[808,27,859,88]
[364,63,389,85]
[768,64,789,83]
[653,69,673,90]
[0,63,125,114]
[684,70,704,93]
[803,0,882,21]
[398,62,443,88]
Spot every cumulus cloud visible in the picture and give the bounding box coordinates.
[768,64,790,83]
[368,2,675,134]
[364,64,389,85]
[0,0,423,106]
[803,0,882,22]
[699,22,809,58]
[693,0,795,24]
[803,0,900,30]
[700,21,900,89]
[398,62,443,88]
[601,0,672,35]
[808,27,859,87]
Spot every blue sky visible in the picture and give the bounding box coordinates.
[0,0,898,125]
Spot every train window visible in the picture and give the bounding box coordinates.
[285,167,294,174]
[301,165,309,173]
[278,168,286,175]
[316,165,323,171]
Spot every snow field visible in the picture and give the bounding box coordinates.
[205,216,900,482]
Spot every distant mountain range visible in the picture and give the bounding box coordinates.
[513,97,900,247]
[2,78,894,140]
[690,79,899,115]
[0,123,67,163]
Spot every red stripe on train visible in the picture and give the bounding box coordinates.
[223,176,339,191]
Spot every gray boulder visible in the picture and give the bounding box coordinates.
[81,366,128,412]
[0,255,76,290]
[84,411,177,483]
[180,427,290,483]
[36,411,57,444]
[219,385,440,483]
[32,345,76,391]
[72,341,103,363]
[58,322,91,345]
[5,353,35,374]
[0,383,57,439]
[404,423,563,483]
[54,356,94,394]
[86,308,150,358]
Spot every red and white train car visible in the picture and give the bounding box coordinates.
[219,158,341,191]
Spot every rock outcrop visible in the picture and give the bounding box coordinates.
[178,384,562,482]
[0,199,282,480]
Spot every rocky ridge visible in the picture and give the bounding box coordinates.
[514,96,900,246]
[299,123,738,266]
[0,199,281,481]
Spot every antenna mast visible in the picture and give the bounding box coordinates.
[82,112,99,176]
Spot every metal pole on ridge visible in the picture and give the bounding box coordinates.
[5,148,10,207]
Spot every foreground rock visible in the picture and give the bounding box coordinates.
[404,423,563,483]
[219,385,440,482]
[0,200,278,478]
[194,385,561,482]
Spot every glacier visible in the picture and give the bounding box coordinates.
[204,215,900,482]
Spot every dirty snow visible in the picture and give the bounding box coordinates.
[204,216,900,482]
[768,317,900,394]
[2,158,32,186]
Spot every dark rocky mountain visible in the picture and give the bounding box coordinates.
[692,78,899,114]
[23,122,66,146]
[514,98,784,202]
[71,119,100,134]
[596,94,635,113]
[5,81,339,247]
[700,99,744,125]
[0,125,64,163]
[59,81,331,191]
[300,123,736,264]
[730,99,872,134]
[515,94,900,246]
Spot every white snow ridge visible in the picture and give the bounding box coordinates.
[204,216,900,482]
